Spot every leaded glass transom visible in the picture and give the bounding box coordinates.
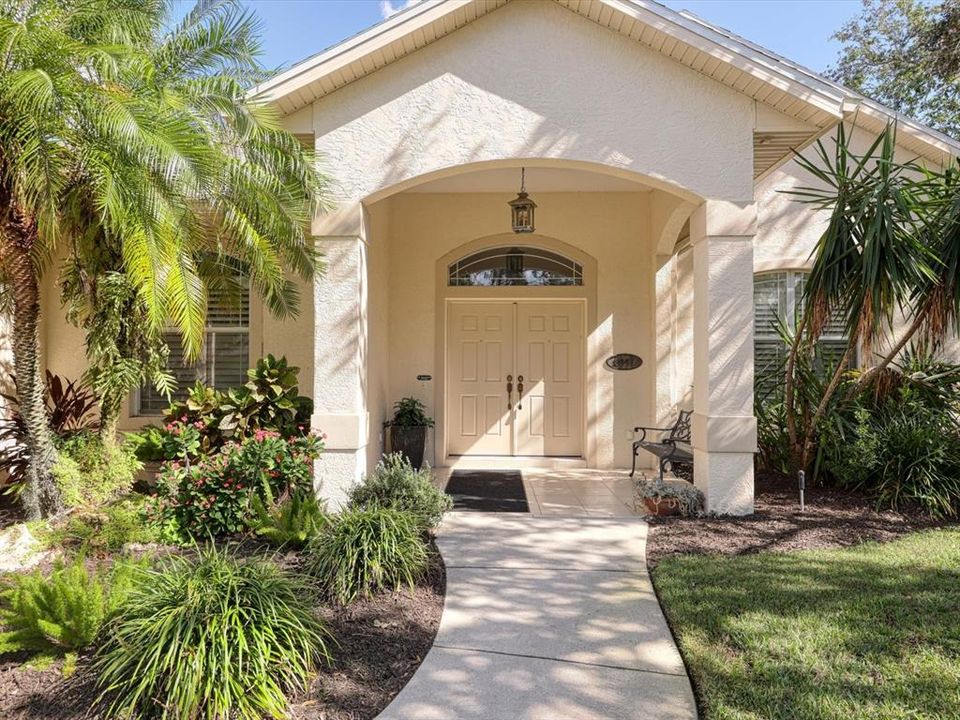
[448,246,583,287]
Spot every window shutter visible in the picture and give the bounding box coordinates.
[138,332,200,414]
[753,273,785,337]
[136,274,251,415]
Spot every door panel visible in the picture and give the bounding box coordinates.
[447,302,514,455]
[514,302,584,456]
[446,300,584,458]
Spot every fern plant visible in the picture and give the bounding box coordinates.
[0,557,139,657]
[250,492,329,549]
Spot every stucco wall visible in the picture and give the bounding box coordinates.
[364,201,391,472]
[309,0,754,224]
[377,190,655,469]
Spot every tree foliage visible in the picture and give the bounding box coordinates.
[830,0,960,136]
[0,0,326,517]
[782,124,960,473]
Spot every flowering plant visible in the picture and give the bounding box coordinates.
[148,429,325,538]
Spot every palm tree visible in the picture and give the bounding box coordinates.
[784,123,960,473]
[0,0,323,518]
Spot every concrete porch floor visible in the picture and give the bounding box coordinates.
[434,468,674,517]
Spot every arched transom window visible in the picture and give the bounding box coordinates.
[448,246,583,287]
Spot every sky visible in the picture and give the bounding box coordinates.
[217,0,864,77]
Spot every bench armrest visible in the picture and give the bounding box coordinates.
[632,425,674,443]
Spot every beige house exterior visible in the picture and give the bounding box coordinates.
[35,0,960,515]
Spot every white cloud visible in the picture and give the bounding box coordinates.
[380,0,422,20]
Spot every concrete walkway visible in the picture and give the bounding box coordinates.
[377,512,698,720]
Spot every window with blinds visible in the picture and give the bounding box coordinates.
[136,281,250,415]
[754,270,850,398]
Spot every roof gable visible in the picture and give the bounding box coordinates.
[251,0,960,168]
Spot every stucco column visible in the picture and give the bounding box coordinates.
[690,200,757,515]
[311,205,370,508]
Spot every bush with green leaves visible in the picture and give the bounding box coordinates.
[148,430,324,539]
[50,497,160,553]
[94,547,331,720]
[0,372,99,493]
[348,453,451,530]
[822,400,960,518]
[250,491,329,549]
[51,431,142,507]
[0,556,139,658]
[307,505,429,605]
[157,355,313,459]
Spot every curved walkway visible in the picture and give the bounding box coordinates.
[378,512,698,720]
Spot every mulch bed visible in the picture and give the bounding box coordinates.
[0,545,446,720]
[645,471,952,567]
[292,552,445,720]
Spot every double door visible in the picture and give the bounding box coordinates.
[447,300,584,457]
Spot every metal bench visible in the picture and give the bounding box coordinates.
[630,410,693,481]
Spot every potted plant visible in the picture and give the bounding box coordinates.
[386,397,434,469]
[634,477,704,517]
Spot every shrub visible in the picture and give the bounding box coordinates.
[348,453,451,530]
[307,506,429,605]
[51,431,142,507]
[94,547,331,720]
[822,401,960,518]
[219,354,314,439]
[0,372,99,492]
[149,430,324,539]
[51,497,160,553]
[0,556,138,658]
[250,492,328,549]
[125,424,169,463]
[159,355,314,459]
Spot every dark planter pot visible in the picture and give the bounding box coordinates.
[389,425,429,469]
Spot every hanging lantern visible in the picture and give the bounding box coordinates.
[509,167,536,233]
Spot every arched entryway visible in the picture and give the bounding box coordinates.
[436,236,596,465]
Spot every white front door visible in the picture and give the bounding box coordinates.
[514,302,584,457]
[446,300,584,458]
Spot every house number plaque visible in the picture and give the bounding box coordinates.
[604,354,643,371]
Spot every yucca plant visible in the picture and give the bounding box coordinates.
[0,556,139,658]
[307,506,429,605]
[94,547,331,720]
[784,123,960,474]
[250,491,329,549]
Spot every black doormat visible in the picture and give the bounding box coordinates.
[445,470,529,513]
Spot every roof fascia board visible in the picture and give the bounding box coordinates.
[599,0,845,118]
[250,0,470,103]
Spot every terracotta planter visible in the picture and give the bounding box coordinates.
[643,496,682,516]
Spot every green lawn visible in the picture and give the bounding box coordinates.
[652,529,960,720]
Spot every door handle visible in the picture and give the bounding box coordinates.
[517,375,524,411]
[506,374,513,410]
